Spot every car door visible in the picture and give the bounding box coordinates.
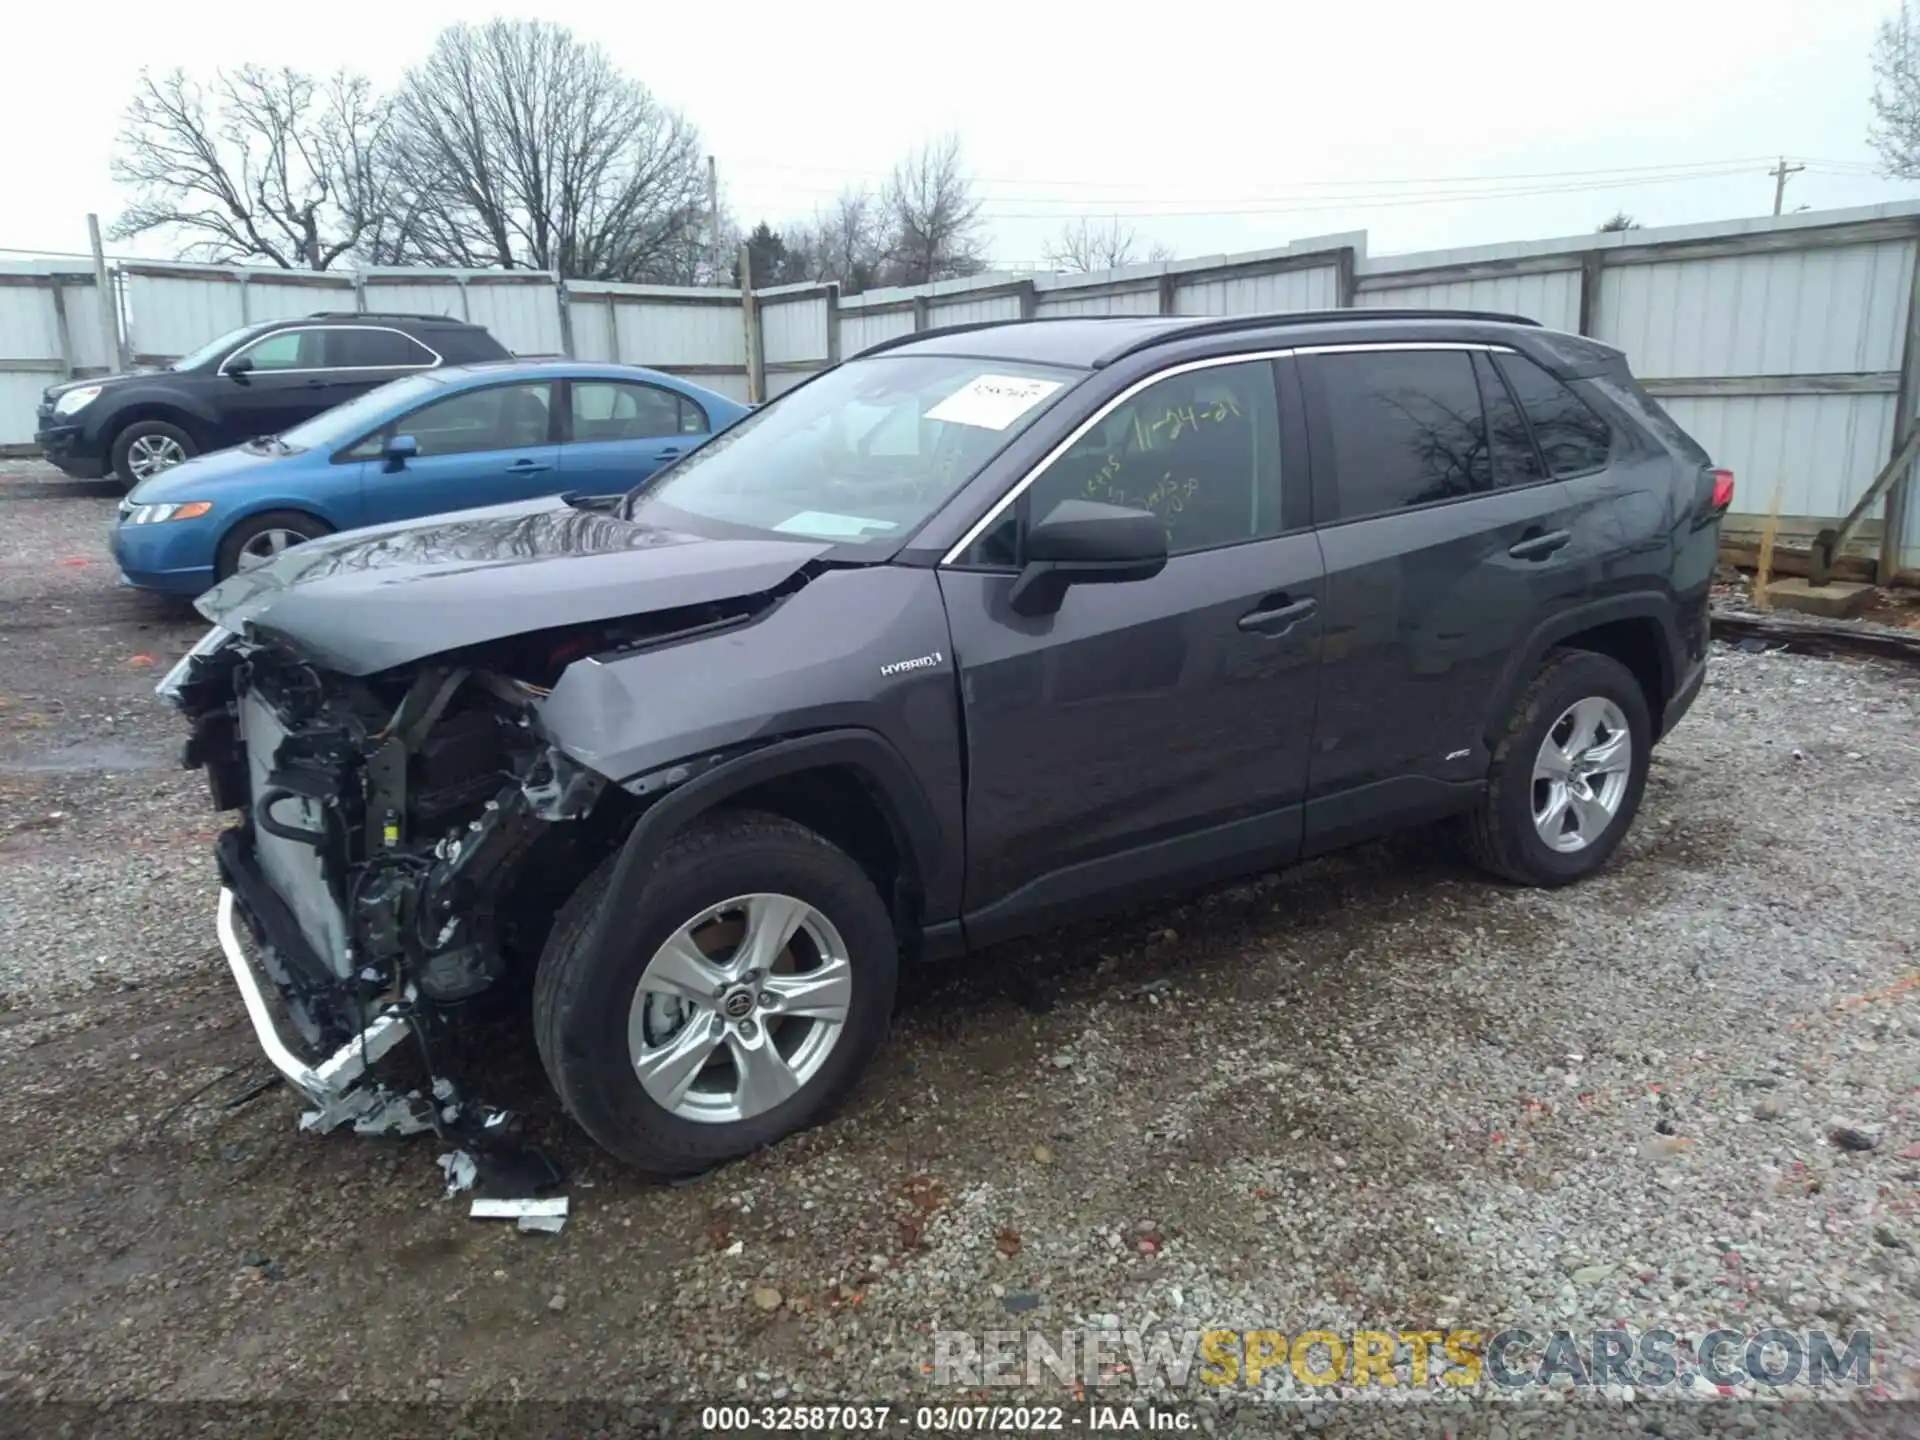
[355,380,562,526]
[559,378,710,490]
[323,326,440,407]
[1297,342,1589,853]
[937,355,1324,942]
[214,326,337,444]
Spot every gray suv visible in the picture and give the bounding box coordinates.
[162,309,1732,1174]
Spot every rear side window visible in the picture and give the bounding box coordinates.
[1471,352,1547,489]
[570,381,705,441]
[1312,349,1490,519]
[1493,353,1610,476]
[330,328,437,369]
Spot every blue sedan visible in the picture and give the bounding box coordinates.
[111,361,749,596]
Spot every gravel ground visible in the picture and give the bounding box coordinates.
[2,460,1917,1434]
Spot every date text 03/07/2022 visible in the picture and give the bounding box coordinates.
[699,1402,1195,1432]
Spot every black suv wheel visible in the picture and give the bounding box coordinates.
[111,420,197,488]
[1464,649,1651,886]
[533,812,897,1175]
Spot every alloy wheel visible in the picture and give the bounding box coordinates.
[126,434,186,480]
[1531,696,1633,853]
[626,893,853,1124]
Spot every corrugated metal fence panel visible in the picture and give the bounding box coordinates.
[465,280,565,355]
[1666,392,1898,521]
[683,370,751,404]
[122,270,247,359]
[764,370,814,400]
[359,277,468,320]
[1597,241,1914,377]
[0,279,65,367]
[568,297,615,362]
[1173,263,1340,315]
[1034,283,1161,317]
[927,292,1023,327]
[0,374,49,446]
[1357,269,1582,332]
[0,272,116,442]
[760,295,829,366]
[614,298,744,368]
[840,306,915,354]
[240,275,354,324]
[58,280,115,371]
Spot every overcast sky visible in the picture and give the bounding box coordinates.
[5,0,1916,270]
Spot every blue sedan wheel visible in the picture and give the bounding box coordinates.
[216,510,332,581]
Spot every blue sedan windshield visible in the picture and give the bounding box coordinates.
[278,373,446,451]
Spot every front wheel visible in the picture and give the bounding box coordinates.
[214,510,332,581]
[533,812,898,1175]
[1463,649,1652,886]
[111,420,196,488]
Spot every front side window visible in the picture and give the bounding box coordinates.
[571,381,686,442]
[230,328,327,372]
[1313,349,1491,520]
[626,355,1078,547]
[389,382,553,458]
[1493,352,1611,476]
[1019,359,1284,556]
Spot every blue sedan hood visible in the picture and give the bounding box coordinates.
[195,495,833,676]
[127,443,288,502]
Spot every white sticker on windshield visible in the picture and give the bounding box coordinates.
[924,374,1063,431]
[773,510,898,539]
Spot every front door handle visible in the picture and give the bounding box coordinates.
[1238,595,1317,636]
[657,444,684,458]
[506,458,552,475]
[1509,528,1572,561]
[303,378,328,389]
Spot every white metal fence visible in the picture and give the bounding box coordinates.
[8,201,1920,578]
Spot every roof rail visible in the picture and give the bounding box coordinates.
[850,307,1543,365]
[305,310,462,322]
[1092,308,1541,366]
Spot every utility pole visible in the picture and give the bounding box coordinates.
[1769,156,1804,216]
[707,155,722,283]
[86,213,123,373]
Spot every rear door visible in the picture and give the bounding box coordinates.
[558,378,712,491]
[324,326,440,408]
[356,380,562,526]
[939,354,1325,940]
[1298,342,1588,851]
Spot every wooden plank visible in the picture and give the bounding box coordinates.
[1639,372,1901,397]
[1577,251,1603,337]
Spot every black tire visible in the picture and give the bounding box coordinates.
[1463,649,1652,887]
[109,419,197,490]
[214,510,332,581]
[533,811,898,1175]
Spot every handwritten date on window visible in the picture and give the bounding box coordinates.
[1078,392,1242,537]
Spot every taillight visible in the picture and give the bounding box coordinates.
[1709,468,1734,511]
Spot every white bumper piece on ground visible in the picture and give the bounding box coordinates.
[215,886,420,1133]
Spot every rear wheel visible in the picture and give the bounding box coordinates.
[214,510,332,581]
[533,812,897,1175]
[1463,649,1651,886]
[111,420,196,489]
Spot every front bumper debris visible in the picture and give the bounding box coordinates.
[215,887,419,1134]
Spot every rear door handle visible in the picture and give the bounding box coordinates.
[1237,595,1317,636]
[657,444,684,458]
[506,458,552,475]
[1508,528,1572,561]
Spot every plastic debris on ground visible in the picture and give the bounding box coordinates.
[438,1150,478,1196]
[472,1196,569,1234]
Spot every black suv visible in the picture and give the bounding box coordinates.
[161,309,1731,1174]
[36,312,509,487]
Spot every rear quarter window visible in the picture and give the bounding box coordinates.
[1492,352,1611,477]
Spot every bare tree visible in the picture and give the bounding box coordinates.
[111,66,391,269]
[1596,211,1642,232]
[881,136,988,286]
[375,20,712,282]
[1043,216,1175,272]
[1872,1,1920,176]
[786,189,891,293]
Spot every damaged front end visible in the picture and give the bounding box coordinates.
[162,626,618,1137]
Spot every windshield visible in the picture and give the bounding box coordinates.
[626,354,1080,545]
[169,324,263,373]
[278,372,446,451]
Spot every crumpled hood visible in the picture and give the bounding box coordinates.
[196,496,832,676]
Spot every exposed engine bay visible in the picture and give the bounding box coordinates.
[165,624,647,1136]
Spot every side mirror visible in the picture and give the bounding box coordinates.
[223,354,253,380]
[1008,499,1168,616]
[383,434,419,471]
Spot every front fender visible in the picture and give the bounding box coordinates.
[88,386,223,445]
